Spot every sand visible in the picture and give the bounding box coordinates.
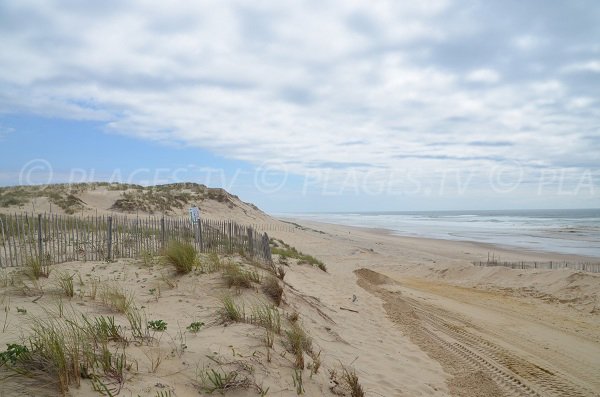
[271,219,600,396]
[1,211,599,396]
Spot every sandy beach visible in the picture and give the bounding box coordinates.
[267,218,600,396]
[1,201,599,396]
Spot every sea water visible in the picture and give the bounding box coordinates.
[285,209,600,258]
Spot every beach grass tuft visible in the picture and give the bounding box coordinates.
[219,295,245,323]
[163,240,197,274]
[342,366,365,397]
[23,256,51,280]
[284,322,312,369]
[262,276,283,306]
[271,239,327,272]
[223,263,260,289]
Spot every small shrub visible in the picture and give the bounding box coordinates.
[163,240,197,274]
[0,343,29,365]
[262,277,283,306]
[148,319,168,331]
[186,321,205,333]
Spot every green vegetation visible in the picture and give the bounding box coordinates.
[0,182,237,214]
[202,252,223,273]
[1,312,127,395]
[47,192,86,214]
[222,262,260,288]
[197,367,251,394]
[219,295,245,323]
[186,321,205,333]
[147,319,168,331]
[163,240,197,274]
[56,272,75,298]
[0,343,29,365]
[284,322,313,369]
[249,303,281,334]
[101,284,134,313]
[292,369,305,395]
[23,256,51,280]
[271,239,327,272]
[126,305,149,341]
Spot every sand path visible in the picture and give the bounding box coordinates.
[356,269,600,396]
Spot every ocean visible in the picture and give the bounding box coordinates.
[284,209,600,258]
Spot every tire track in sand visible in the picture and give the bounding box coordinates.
[355,268,597,397]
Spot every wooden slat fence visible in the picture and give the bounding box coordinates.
[0,213,272,267]
[473,260,600,273]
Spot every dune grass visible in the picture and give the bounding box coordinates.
[249,303,281,334]
[199,252,222,273]
[262,276,283,306]
[197,367,252,394]
[23,256,51,280]
[219,295,245,323]
[284,322,313,369]
[100,284,134,313]
[270,239,327,272]
[342,366,365,397]
[222,263,260,289]
[56,272,75,298]
[163,240,197,274]
[1,310,127,395]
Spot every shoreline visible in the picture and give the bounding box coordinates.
[279,216,600,263]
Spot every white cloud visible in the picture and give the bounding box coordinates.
[466,68,500,83]
[0,0,598,196]
[513,35,542,51]
[562,60,600,73]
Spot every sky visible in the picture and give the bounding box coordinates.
[0,0,599,212]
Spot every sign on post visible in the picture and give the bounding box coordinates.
[189,206,200,224]
[189,206,202,249]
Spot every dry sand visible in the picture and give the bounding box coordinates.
[0,212,599,396]
[271,219,600,396]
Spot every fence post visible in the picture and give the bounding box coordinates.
[197,221,203,252]
[247,227,254,258]
[37,214,43,264]
[262,232,272,263]
[161,217,166,250]
[107,216,113,261]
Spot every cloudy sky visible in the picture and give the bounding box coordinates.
[0,0,599,212]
